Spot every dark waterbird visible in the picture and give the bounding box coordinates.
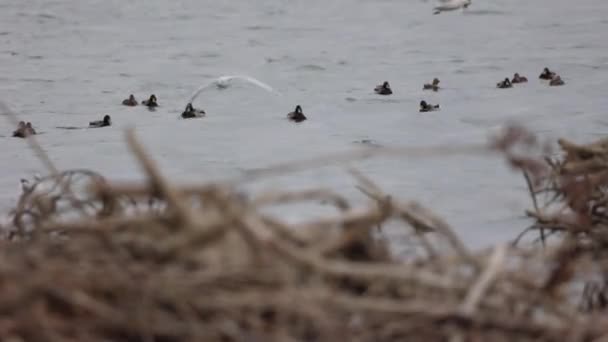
[374,81,393,95]
[287,105,307,123]
[539,67,556,80]
[181,103,206,119]
[12,121,36,138]
[549,75,565,86]
[142,94,158,108]
[419,101,440,113]
[497,78,513,89]
[511,73,528,84]
[423,78,440,91]
[122,94,138,106]
[89,115,111,128]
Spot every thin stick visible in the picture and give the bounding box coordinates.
[124,129,193,226]
[460,244,507,315]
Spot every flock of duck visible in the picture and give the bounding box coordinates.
[373,66,565,114]
[10,66,565,138]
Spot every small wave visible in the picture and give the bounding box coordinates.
[27,55,43,60]
[169,53,192,60]
[19,78,54,83]
[365,99,403,105]
[345,97,357,102]
[296,64,326,71]
[352,139,382,148]
[56,126,83,130]
[244,25,274,31]
[265,56,291,64]
[463,10,508,16]
[0,32,9,36]
[37,13,57,19]
[201,52,221,59]
[572,44,591,50]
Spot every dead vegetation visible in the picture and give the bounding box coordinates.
[1,123,608,341]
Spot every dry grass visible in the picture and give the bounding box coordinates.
[1,119,608,341]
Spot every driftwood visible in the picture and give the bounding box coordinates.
[0,124,607,341]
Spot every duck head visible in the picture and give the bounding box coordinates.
[17,121,25,129]
[432,78,440,86]
[103,115,111,125]
[185,103,194,112]
[129,94,136,101]
[420,100,427,107]
[150,94,157,104]
[543,67,551,74]
[383,81,390,89]
[514,73,520,78]
[25,122,33,129]
[295,105,302,114]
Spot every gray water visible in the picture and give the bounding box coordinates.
[1,0,608,247]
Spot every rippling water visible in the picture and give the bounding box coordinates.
[1,0,607,247]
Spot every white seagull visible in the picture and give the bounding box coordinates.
[433,0,471,14]
[188,75,280,103]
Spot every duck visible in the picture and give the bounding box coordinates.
[89,115,111,128]
[287,105,307,123]
[549,75,565,86]
[122,94,138,106]
[497,78,513,89]
[374,81,393,95]
[511,73,528,84]
[423,78,440,91]
[181,103,206,119]
[539,67,556,80]
[142,94,158,107]
[12,121,27,138]
[25,122,36,135]
[419,101,440,113]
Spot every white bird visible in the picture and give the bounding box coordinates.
[433,0,471,14]
[188,75,280,103]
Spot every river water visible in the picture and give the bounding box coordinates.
[1,0,607,247]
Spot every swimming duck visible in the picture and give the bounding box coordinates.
[142,94,158,107]
[419,101,439,113]
[181,103,206,119]
[12,121,27,138]
[287,105,307,123]
[423,78,440,91]
[374,81,393,95]
[497,78,513,89]
[122,94,138,106]
[89,115,111,128]
[511,73,528,84]
[539,67,556,80]
[549,75,565,86]
[25,122,36,135]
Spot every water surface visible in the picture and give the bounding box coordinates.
[1,0,607,247]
